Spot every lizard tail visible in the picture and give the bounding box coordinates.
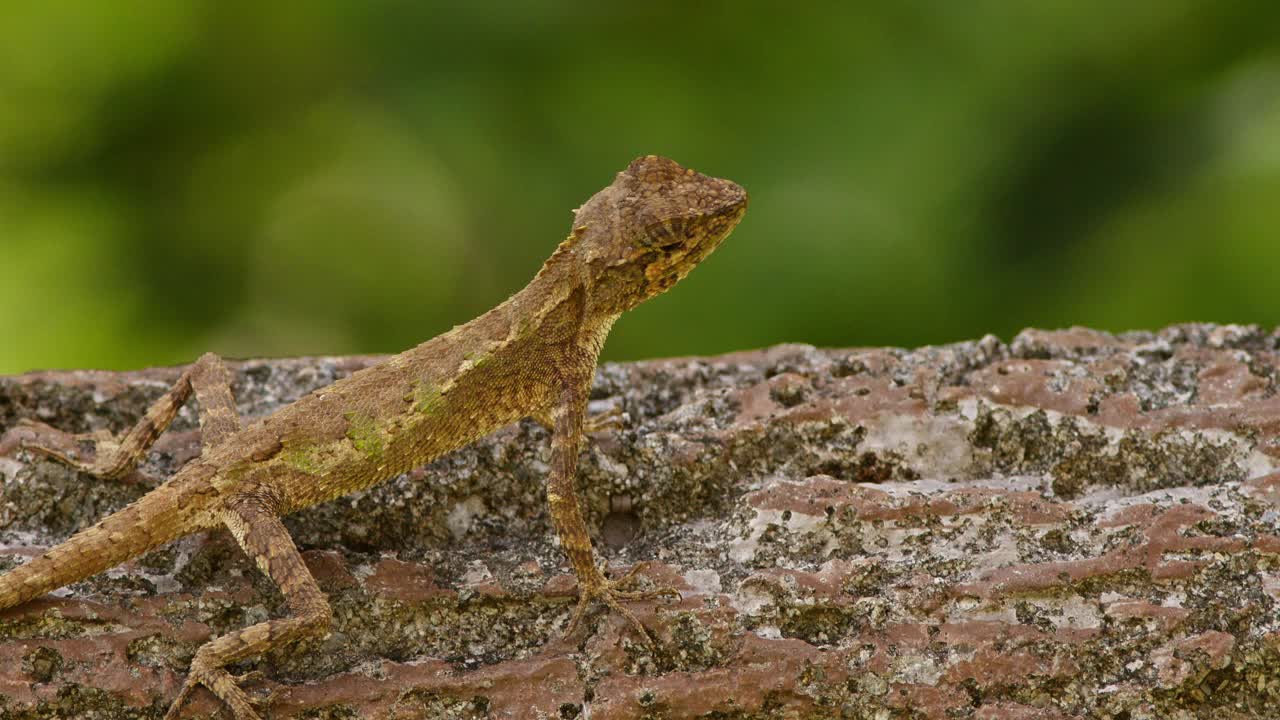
[0,480,203,611]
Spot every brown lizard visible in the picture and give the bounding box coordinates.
[0,155,747,719]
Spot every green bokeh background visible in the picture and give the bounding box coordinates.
[3,2,1278,374]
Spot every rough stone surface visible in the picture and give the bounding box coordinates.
[2,324,1280,719]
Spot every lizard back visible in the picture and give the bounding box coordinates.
[202,267,590,514]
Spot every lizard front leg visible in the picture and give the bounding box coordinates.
[544,379,678,643]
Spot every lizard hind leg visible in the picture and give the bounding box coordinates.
[165,495,333,720]
[0,353,247,613]
[5,352,241,479]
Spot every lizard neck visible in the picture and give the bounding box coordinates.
[506,254,620,345]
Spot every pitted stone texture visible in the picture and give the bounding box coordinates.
[2,323,1280,719]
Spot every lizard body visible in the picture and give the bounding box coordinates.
[0,156,747,719]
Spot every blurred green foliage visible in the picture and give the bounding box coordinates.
[2,2,1279,374]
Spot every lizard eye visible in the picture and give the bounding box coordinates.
[643,217,691,249]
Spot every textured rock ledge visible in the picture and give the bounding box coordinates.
[2,324,1280,719]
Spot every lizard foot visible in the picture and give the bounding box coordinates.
[164,666,269,720]
[3,419,153,485]
[564,562,681,645]
[0,420,84,464]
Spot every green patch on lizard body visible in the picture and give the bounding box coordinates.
[414,382,445,415]
[463,351,491,371]
[345,412,386,459]
[283,445,328,475]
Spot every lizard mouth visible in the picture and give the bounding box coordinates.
[686,186,748,260]
[643,189,747,294]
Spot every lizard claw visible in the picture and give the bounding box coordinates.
[563,562,680,645]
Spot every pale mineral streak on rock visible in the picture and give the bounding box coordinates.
[2,324,1280,718]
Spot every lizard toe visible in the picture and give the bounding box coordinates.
[564,585,656,646]
[164,665,264,720]
[563,566,679,647]
[610,561,682,602]
[583,406,626,433]
[162,676,201,720]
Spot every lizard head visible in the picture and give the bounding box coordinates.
[564,155,748,314]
